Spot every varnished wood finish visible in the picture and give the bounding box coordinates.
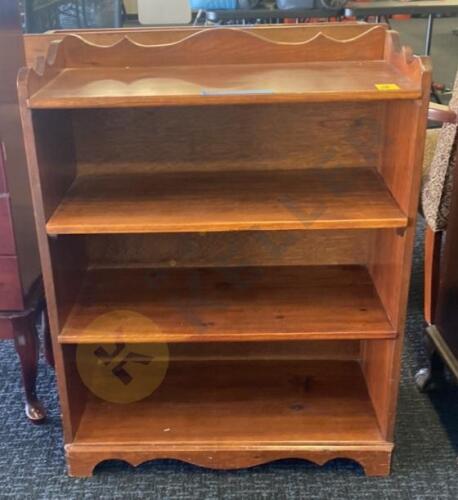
[22,28,423,110]
[38,27,387,66]
[59,266,394,344]
[0,275,48,423]
[66,359,391,477]
[75,360,383,443]
[18,25,430,476]
[428,102,457,124]
[47,168,406,235]
[0,146,6,192]
[67,444,392,478]
[86,230,372,269]
[435,142,458,357]
[18,95,78,439]
[0,317,13,340]
[0,256,23,310]
[28,61,419,109]
[48,234,86,332]
[0,0,45,422]
[0,1,41,295]
[30,110,76,221]
[12,310,46,422]
[73,104,382,175]
[0,194,16,254]
[364,52,431,439]
[361,339,396,439]
[424,226,443,325]
[23,24,388,66]
[153,341,361,362]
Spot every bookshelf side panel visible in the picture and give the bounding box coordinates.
[17,101,85,440]
[365,64,430,439]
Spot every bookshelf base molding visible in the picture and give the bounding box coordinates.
[65,357,391,477]
[66,443,393,478]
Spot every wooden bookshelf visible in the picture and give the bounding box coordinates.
[18,24,430,477]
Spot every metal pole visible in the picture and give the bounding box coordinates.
[114,0,122,28]
[425,13,434,55]
[24,0,34,32]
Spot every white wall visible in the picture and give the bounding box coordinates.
[124,0,138,14]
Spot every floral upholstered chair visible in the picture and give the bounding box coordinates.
[421,71,458,325]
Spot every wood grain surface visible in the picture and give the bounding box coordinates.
[46,168,407,234]
[22,27,423,108]
[0,195,15,254]
[23,23,387,66]
[66,358,391,476]
[28,61,420,109]
[59,265,395,343]
[0,256,23,310]
[74,358,385,443]
[73,103,382,175]
[85,230,373,269]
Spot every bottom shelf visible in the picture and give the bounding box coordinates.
[68,358,392,476]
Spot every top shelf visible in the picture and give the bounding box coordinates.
[27,61,420,109]
[20,25,427,109]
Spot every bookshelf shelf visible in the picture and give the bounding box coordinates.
[59,265,395,344]
[46,168,407,235]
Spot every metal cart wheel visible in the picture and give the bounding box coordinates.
[415,333,446,393]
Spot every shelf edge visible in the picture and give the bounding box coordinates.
[46,219,409,236]
[58,331,397,344]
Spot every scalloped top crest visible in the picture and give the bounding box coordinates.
[19,24,428,104]
[34,24,391,72]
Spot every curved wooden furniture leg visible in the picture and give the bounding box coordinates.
[12,312,46,424]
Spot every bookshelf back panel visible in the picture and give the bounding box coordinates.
[64,340,360,365]
[73,103,383,175]
[85,230,372,269]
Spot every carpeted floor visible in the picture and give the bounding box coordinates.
[1,219,458,499]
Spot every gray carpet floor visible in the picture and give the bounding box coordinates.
[1,219,458,499]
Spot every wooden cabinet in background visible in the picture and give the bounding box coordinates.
[0,0,49,423]
[18,24,430,476]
